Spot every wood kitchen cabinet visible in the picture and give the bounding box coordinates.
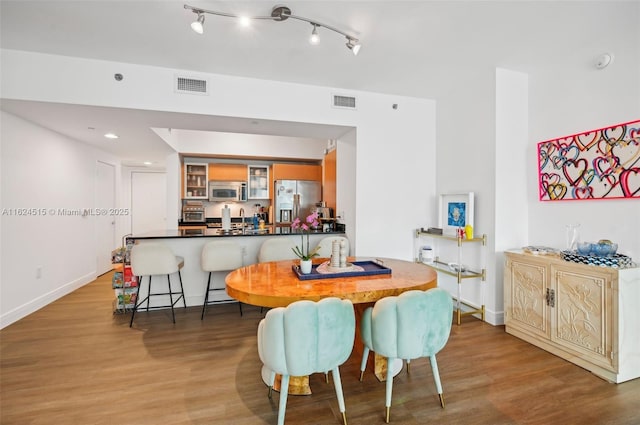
[272,163,322,182]
[208,163,246,181]
[504,250,640,383]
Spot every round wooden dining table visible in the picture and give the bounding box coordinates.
[226,257,438,395]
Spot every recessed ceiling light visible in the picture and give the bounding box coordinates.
[143,161,152,166]
[104,132,119,139]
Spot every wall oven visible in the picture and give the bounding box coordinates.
[209,181,248,202]
[182,201,205,222]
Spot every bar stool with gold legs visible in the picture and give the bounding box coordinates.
[129,242,185,327]
[201,240,244,319]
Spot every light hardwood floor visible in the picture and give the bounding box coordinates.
[1,271,639,425]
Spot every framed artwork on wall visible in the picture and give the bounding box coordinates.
[438,192,474,236]
[537,119,640,201]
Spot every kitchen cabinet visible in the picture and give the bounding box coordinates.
[272,163,322,182]
[248,165,269,199]
[322,150,337,214]
[184,163,208,199]
[414,229,486,325]
[504,250,640,383]
[209,163,246,181]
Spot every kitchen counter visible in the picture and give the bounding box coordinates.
[133,226,345,239]
[125,227,347,310]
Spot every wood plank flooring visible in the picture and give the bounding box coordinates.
[1,271,639,425]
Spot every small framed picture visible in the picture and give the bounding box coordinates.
[438,192,474,236]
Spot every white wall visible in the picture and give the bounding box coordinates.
[435,68,499,322]
[527,27,640,265]
[0,111,122,327]
[494,68,529,324]
[337,129,357,253]
[172,130,328,159]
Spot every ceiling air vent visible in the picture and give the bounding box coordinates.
[332,94,357,110]
[175,75,209,95]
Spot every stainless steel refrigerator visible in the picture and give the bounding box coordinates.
[274,180,322,223]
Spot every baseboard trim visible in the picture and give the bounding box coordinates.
[0,271,96,329]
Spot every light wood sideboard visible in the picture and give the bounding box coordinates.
[504,250,640,383]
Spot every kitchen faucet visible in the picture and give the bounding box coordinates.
[239,208,245,234]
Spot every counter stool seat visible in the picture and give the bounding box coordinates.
[258,238,298,263]
[201,240,244,319]
[315,236,350,258]
[129,242,186,327]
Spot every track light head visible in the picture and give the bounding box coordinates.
[191,12,205,34]
[346,37,361,55]
[310,24,320,45]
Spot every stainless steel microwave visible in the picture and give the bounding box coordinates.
[208,181,248,202]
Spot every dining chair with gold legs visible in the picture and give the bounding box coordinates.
[257,297,355,425]
[360,288,453,423]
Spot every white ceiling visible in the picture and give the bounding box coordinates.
[0,0,632,165]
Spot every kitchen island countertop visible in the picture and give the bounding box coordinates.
[124,228,348,310]
[130,227,345,239]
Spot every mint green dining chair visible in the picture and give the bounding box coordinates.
[360,288,453,423]
[257,297,355,425]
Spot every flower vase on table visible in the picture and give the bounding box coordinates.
[292,212,321,275]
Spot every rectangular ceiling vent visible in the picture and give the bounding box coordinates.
[175,75,209,95]
[332,94,357,110]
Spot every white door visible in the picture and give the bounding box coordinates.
[96,161,116,275]
[131,171,167,234]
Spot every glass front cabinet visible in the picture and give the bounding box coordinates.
[184,163,208,199]
[248,165,269,199]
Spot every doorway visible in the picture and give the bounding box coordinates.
[131,171,167,234]
[95,161,116,275]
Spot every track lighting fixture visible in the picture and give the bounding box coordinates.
[190,12,205,35]
[310,24,320,45]
[346,37,361,56]
[184,4,361,55]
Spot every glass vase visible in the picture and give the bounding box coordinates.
[566,224,580,251]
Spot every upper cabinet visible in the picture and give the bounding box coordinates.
[272,163,322,182]
[209,163,247,181]
[184,163,208,199]
[248,165,269,199]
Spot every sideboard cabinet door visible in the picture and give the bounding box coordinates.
[504,256,550,340]
[551,265,616,373]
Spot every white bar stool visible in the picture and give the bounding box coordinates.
[257,237,298,263]
[201,240,244,320]
[129,242,186,327]
[315,236,350,258]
